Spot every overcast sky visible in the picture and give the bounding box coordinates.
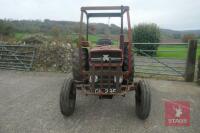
[0,0,199,30]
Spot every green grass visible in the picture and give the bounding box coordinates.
[14,32,28,40]
[157,44,200,59]
[88,35,118,44]
[88,35,100,43]
[157,45,187,59]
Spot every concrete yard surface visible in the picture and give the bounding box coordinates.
[0,70,200,133]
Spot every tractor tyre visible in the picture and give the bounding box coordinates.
[135,80,151,120]
[129,55,134,83]
[123,45,134,83]
[60,74,76,116]
[72,48,89,81]
[123,45,129,71]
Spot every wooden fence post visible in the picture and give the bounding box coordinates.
[185,40,197,82]
[197,56,200,85]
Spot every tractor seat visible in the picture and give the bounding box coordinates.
[97,39,112,46]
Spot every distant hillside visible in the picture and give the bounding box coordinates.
[160,29,200,39]
[0,19,121,35]
[1,19,200,40]
[182,30,200,35]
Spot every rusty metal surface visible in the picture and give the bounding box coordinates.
[78,55,135,96]
[78,5,133,84]
[81,6,129,11]
[90,45,122,52]
[82,56,128,96]
[87,13,121,18]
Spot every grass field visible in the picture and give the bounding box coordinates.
[88,34,118,44]
[14,32,32,41]
[88,35,100,43]
[157,44,200,59]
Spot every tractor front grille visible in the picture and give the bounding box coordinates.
[89,61,123,91]
[90,51,122,63]
[89,51,123,91]
[90,70,122,90]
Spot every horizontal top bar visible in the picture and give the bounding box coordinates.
[134,50,187,52]
[133,43,188,45]
[88,13,121,18]
[81,6,129,11]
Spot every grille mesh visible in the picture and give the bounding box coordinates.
[90,51,121,63]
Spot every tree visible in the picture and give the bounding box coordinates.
[133,23,160,56]
[0,20,14,36]
[51,26,61,37]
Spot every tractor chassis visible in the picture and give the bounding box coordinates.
[76,57,137,96]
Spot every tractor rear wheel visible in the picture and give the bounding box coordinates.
[123,45,129,71]
[72,48,89,81]
[60,75,76,116]
[123,45,134,83]
[135,80,151,120]
[129,55,134,82]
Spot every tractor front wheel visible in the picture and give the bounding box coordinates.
[135,80,151,120]
[60,75,76,116]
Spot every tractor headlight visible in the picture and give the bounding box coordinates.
[114,76,123,83]
[89,75,98,83]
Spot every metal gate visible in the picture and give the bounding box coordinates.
[133,43,188,80]
[0,44,36,71]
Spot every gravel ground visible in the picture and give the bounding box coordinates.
[0,70,200,133]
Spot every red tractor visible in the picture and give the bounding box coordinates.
[60,6,151,120]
